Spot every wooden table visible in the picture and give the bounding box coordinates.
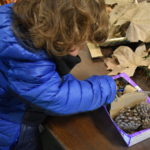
[46,47,150,150]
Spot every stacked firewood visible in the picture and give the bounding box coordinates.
[114,102,150,133]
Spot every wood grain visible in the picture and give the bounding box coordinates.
[87,42,103,59]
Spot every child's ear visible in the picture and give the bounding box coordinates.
[68,46,80,56]
[68,49,79,56]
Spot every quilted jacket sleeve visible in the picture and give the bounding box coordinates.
[7,59,116,115]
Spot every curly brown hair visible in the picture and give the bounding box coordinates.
[13,0,109,56]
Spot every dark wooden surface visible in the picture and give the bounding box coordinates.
[46,47,150,150]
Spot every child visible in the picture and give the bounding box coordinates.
[0,0,116,150]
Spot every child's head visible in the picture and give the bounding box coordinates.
[13,0,109,56]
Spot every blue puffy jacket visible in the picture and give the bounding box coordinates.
[0,4,116,150]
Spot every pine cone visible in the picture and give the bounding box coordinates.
[114,102,150,133]
[135,102,150,129]
[142,117,150,129]
[114,107,141,133]
[135,102,150,118]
